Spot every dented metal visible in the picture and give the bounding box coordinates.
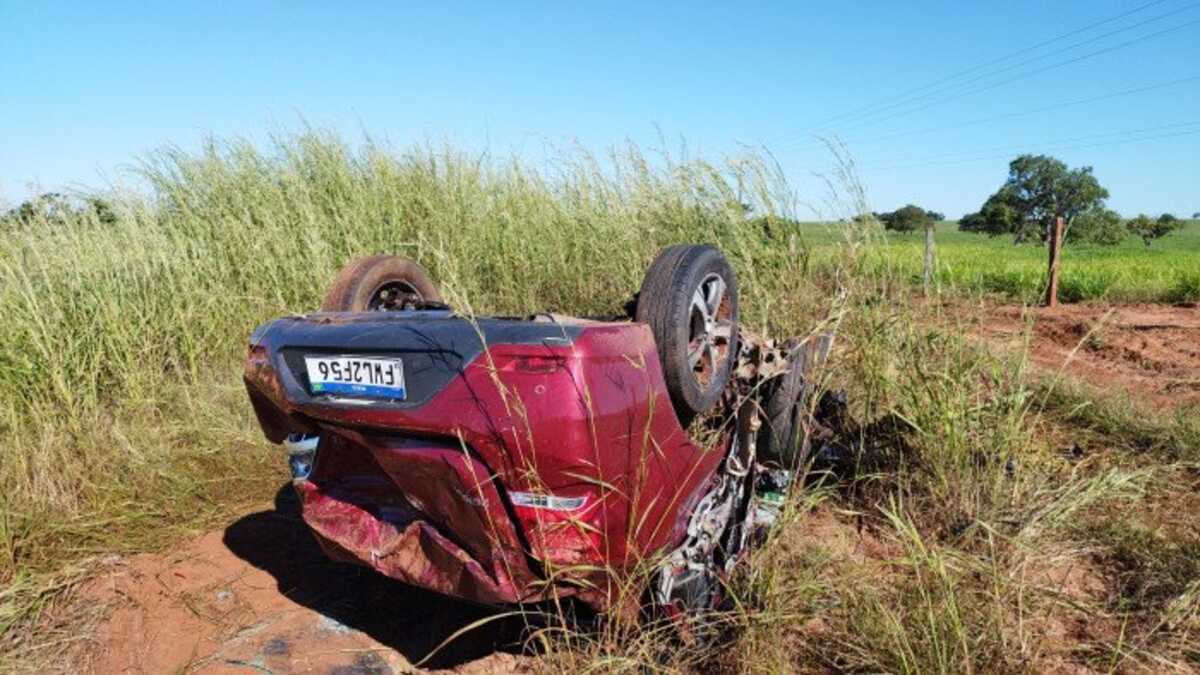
[244,309,830,613]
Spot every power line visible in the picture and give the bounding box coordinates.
[844,75,1200,148]
[831,15,1200,136]
[775,74,1200,153]
[859,121,1200,165]
[804,0,1174,130]
[857,125,1200,172]
[826,1,1200,131]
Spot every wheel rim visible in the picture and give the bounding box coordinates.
[687,272,734,387]
[367,281,424,311]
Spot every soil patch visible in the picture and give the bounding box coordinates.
[975,303,1200,411]
[73,485,534,674]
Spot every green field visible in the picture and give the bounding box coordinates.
[790,219,1200,304]
[881,220,1199,303]
[2,132,1198,671]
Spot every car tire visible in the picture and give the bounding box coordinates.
[321,255,442,312]
[758,334,833,467]
[636,244,739,423]
[758,338,808,467]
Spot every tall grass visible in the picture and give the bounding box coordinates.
[0,131,836,647]
[0,133,833,426]
[3,129,1195,672]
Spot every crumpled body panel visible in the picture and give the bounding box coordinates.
[295,432,548,606]
[243,313,730,611]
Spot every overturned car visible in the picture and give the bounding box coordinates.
[243,245,831,616]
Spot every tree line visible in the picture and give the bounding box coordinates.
[1,192,117,229]
[865,155,1188,248]
[862,205,945,233]
[957,155,1183,247]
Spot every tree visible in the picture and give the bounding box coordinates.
[878,204,935,233]
[1,192,116,230]
[962,155,1111,306]
[1126,213,1181,247]
[1067,207,1124,245]
[957,210,987,233]
[958,187,1021,237]
[925,210,946,222]
[1192,211,1199,219]
[750,214,803,241]
[958,155,1109,244]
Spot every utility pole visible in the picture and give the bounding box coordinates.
[1045,216,1064,307]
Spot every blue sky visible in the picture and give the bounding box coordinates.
[2,1,1198,217]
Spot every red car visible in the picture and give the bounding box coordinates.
[243,245,826,616]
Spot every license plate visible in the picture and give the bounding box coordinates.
[304,355,406,399]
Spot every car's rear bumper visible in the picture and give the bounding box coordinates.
[294,432,553,606]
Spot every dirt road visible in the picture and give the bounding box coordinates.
[76,486,533,674]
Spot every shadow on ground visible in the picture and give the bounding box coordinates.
[223,483,531,670]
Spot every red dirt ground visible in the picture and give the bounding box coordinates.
[973,303,1200,411]
[73,486,535,674]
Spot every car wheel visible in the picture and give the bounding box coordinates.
[758,338,808,467]
[636,244,739,423]
[758,334,833,467]
[321,255,442,312]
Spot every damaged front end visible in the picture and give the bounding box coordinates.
[653,329,832,614]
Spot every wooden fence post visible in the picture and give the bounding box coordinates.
[922,222,935,296]
[1045,216,1064,307]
